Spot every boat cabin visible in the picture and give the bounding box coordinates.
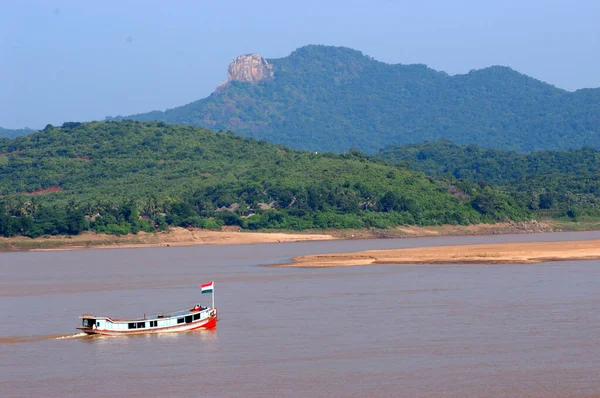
[78,306,216,334]
[81,317,98,328]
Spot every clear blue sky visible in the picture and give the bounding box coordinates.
[1,0,599,129]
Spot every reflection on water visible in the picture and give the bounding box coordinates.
[80,328,218,346]
[2,232,600,397]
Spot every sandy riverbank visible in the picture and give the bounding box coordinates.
[1,220,599,253]
[0,227,336,252]
[276,240,600,267]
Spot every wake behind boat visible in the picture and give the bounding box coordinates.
[77,282,217,336]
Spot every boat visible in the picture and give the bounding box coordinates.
[77,282,217,335]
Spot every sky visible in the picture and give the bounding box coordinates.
[1,0,599,129]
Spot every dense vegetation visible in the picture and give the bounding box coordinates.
[0,127,34,139]
[378,140,600,219]
[0,121,531,238]
[110,45,600,153]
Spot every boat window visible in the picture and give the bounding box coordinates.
[185,315,193,323]
[128,323,136,329]
[177,318,184,324]
[136,322,145,328]
[193,314,200,320]
[150,320,158,327]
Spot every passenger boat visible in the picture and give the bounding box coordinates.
[77,282,217,335]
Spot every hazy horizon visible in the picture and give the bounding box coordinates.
[2,0,599,129]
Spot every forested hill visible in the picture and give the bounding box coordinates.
[109,45,600,153]
[377,140,600,184]
[0,127,34,139]
[377,140,600,217]
[0,121,529,237]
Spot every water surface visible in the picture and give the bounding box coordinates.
[2,231,600,397]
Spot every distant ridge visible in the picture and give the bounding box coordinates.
[0,127,34,139]
[108,45,600,153]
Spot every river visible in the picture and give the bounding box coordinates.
[2,231,600,397]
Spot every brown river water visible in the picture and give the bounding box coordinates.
[2,231,600,397]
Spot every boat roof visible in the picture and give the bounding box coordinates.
[80,306,210,322]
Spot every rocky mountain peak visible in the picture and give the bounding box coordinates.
[227,54,274,83]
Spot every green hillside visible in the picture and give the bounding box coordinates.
[110,45,600,153]
[378,140,600,218]
[0,121,529,237]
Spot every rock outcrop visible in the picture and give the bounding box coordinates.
[227,54,273,83]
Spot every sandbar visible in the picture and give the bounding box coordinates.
[276,240,600,267]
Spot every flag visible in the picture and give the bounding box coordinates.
[200,281,214,294]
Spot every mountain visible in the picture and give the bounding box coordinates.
[108,45,600,153]
[0,127,34,139]
[377,140,600,217]
[0,121,529,237]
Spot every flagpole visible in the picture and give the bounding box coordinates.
[212,281,215,309]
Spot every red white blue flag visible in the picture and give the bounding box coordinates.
[200,281,214,294]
